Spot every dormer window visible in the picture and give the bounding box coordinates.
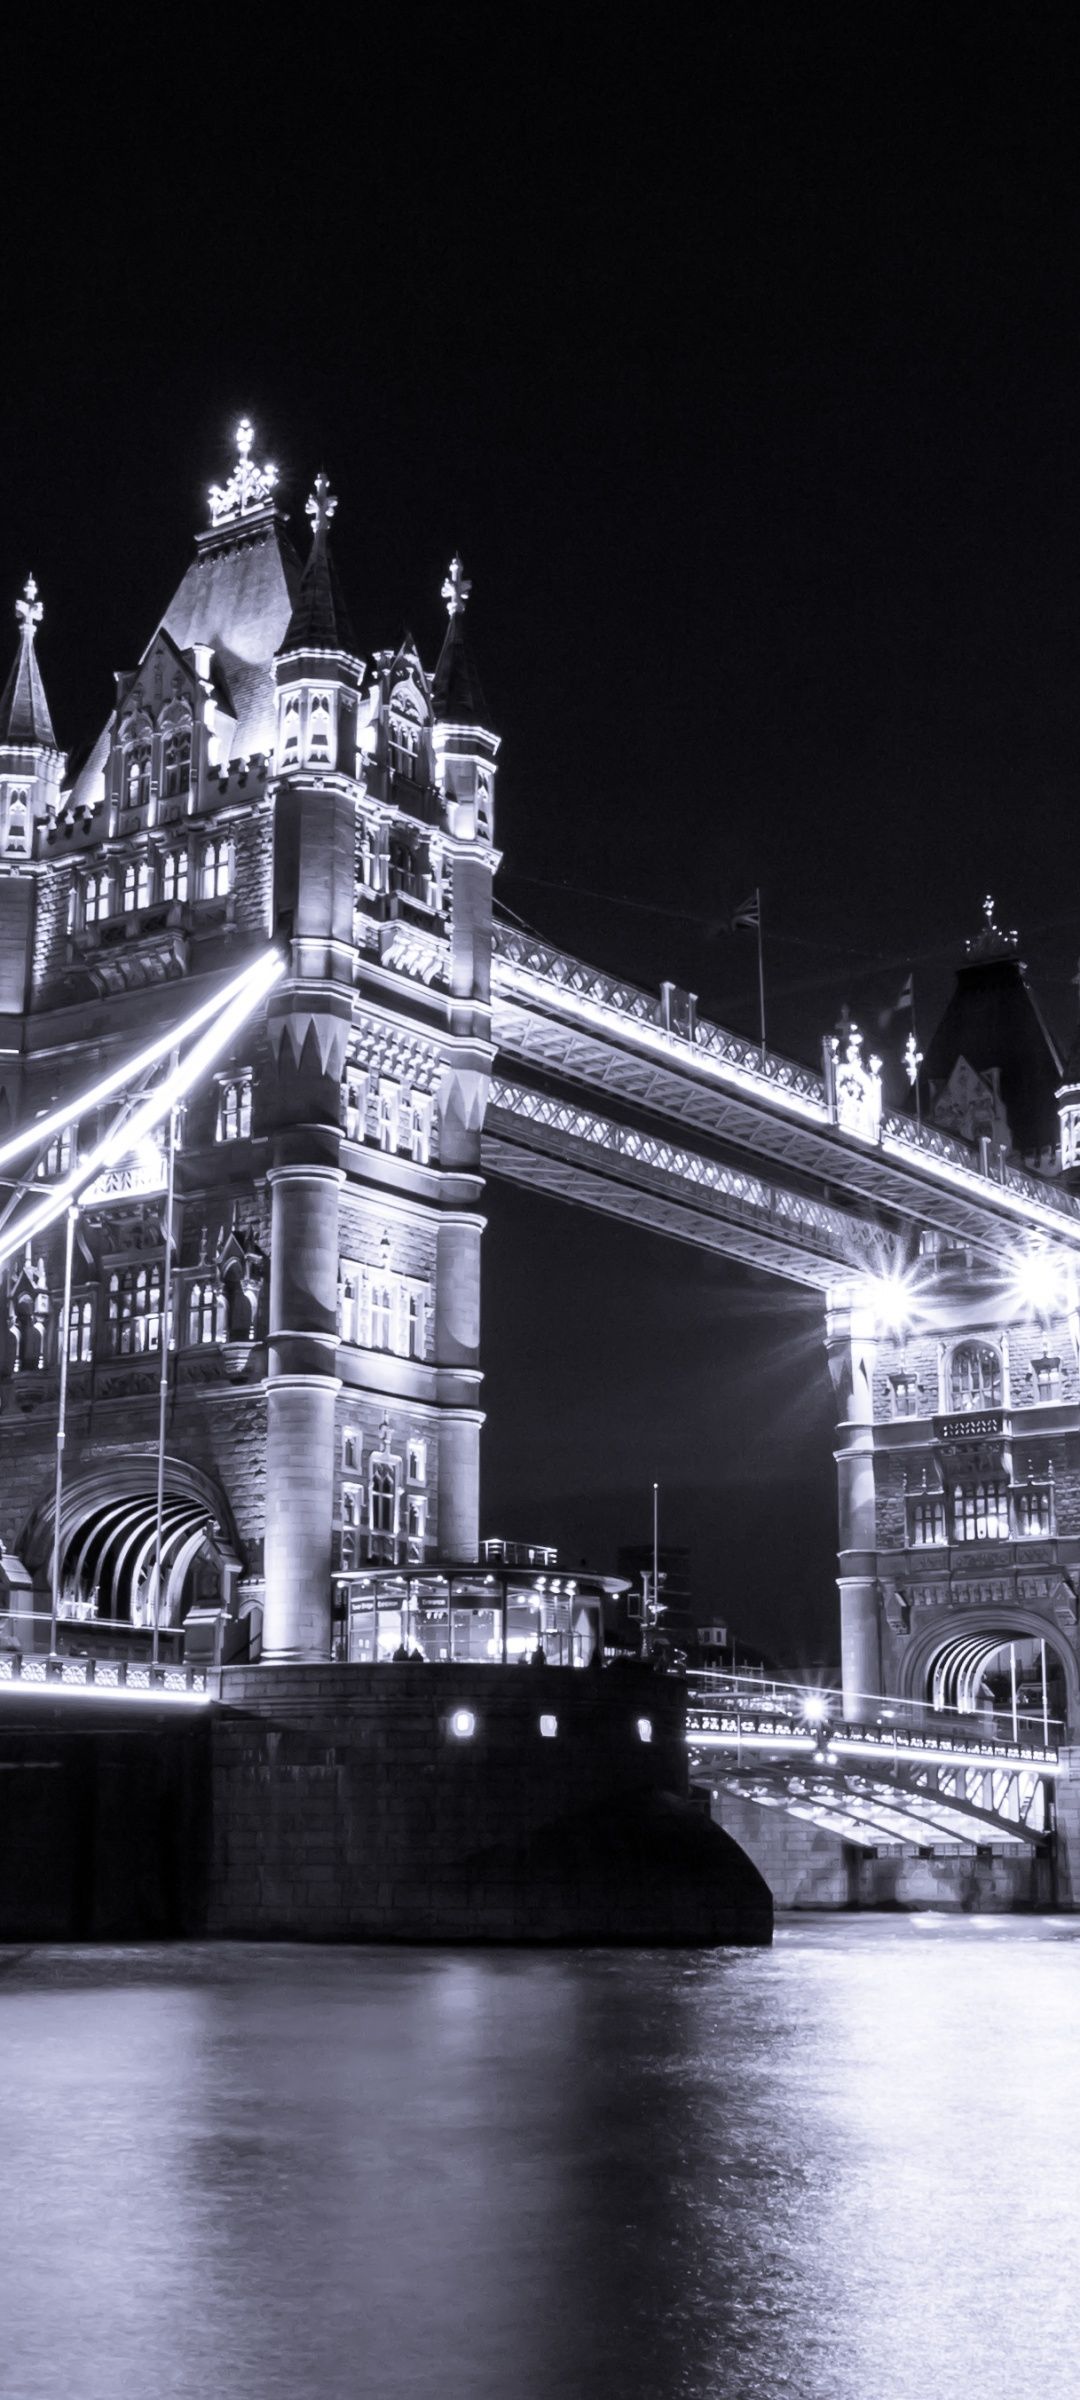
[124,742,152,815]
[163,726,191,800]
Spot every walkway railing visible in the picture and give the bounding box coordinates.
[685,1668,1066,1749]
[0,1652,211,1701]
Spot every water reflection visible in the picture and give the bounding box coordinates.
[1,1920,1077,2399]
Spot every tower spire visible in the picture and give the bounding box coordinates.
[433,554,488,723]
[0,576,57,748]
[280,472,356,654]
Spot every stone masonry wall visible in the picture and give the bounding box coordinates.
[208,1664,773,1944]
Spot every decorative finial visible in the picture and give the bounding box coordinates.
[442,555,471,618]
[967,894,1018,960]
[16,575,42,638]
[903,1029,923,1089]
[306,473,337,541]
[208,418,278,527]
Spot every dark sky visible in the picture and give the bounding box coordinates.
[4,9,1080,1661]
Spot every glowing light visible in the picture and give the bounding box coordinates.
[802,1695,829,1724]
[0,951,283,1180]
[864,1268,915,1336]
[636,1717,653,1744]
[0,949,283,1273]
[1008,1248,1068,1320]
[450,1708,476,1740]
[539,1713,558,1738]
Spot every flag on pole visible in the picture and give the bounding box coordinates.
[730,891,760,933]
[877,972,913,1028]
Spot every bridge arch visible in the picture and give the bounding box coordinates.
[18,1455,241,1631]
[899,1607,1079,1735]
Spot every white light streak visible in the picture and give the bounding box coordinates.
[0,952,282,1179]
[0,950,283,1273]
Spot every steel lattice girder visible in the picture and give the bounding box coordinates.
[490,973,1080,1265]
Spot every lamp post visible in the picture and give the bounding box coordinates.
[151,1077,178,1670]
[49,1202,78,1660]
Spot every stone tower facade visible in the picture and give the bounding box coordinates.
[828,907,1080,1732]
[0,423,498,1664]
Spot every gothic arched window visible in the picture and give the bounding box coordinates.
[125,743,152,815]
[162,847,189,904]
[948,1343,1003,1413]
[370,1460,397,1554]
[6,791,29,852]
[162,726,192,801]
[84,870,110,927]
[67,1298,94,1365]
[371,1281,393,1350]
[307,692,332,765]
[189,1281,223,1346]
[109,1264,162,1356]
[201,839,232,900]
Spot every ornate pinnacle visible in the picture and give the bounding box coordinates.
[16,575,42,637]
[306,473,337,541]
[441,555,471,618]
[208,418,278,527]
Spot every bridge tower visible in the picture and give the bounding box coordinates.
[0,426,499,1666]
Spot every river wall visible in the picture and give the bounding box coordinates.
[0,1667,773,1945]
[208,1664,773,1944]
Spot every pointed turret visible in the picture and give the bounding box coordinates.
[432,556,488,723]
[274,475,364,783]
[922,897,1062,1167]
[432,557,499,851]
[0,577,56,748]
[281,473,357,655]
[0,577,64,866]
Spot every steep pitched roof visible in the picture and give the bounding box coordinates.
[280,473,357,655]
[432,555,489,724]
[923,906,1062,1159]
[0,576,57,747]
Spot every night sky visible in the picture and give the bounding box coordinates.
[4,11,1080,1663]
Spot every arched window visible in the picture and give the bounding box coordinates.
[37,1127,73,1181]
[378,1083,399,1152]
[951,1479,1010,1542]
[216,1075,252,1143]
[339,1270,358,1345]
[84,870,110,927]
[407,1291,424,1359]
[123,859,137,912]
[67,1298,93,1364]
[162,727,191,801]
[407,1438,427,1487]
[6,791,28,852]
[307,692,332,764]
[109,1264,162,1356]
[124,743,152,814]
[162,847,189,904]
[189,1281,223,1346]
[201,840,231,900]
[370,1460,397,1551]
[371,1281,393,1350]
[948,1342,1003,1413]
[280,694,301,765]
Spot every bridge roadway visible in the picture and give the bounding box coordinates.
[485,924,1080,1286]
[686,1674,1062,1851]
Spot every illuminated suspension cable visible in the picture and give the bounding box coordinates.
[0,948,283,1273]
[0,950,285,1178]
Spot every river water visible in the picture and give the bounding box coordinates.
[0,1918,1075,2400]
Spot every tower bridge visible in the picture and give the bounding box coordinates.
[2,416,1080,1895]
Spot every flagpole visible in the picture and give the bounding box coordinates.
[755,890,766,1069]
